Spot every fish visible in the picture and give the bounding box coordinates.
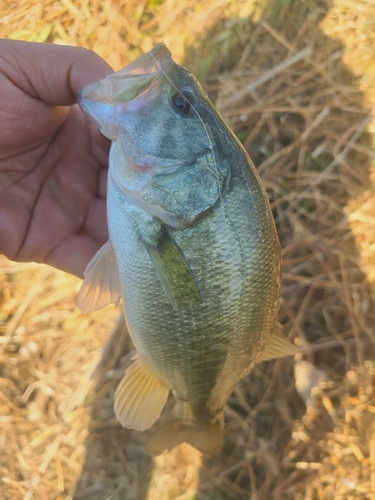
[77,43,297,456]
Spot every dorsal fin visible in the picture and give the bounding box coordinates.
[258,329,298,363]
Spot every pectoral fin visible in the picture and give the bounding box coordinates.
[114,357,170,431]
[142,227,203,309]
[77,240,122,313]
[258,329,298,362]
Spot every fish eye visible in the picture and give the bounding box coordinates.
[171,90,196,115]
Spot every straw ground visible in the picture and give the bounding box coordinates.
[1,0,375,498]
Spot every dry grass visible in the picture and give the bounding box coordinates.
[1,0,375,498]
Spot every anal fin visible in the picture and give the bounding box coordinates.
[114,357,169,431]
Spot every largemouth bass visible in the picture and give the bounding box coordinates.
[77,43,296,456]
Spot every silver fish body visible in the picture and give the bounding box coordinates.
[77,44,295,455]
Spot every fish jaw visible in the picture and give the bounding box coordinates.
[77,92,117,139]
[112,43,173,78]
[77,44,174,140]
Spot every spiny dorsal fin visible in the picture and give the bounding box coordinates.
[258,329,298,363]
[114,356,170,431]
[77,239,122,313]
[147,418,223,456]
[142,227,203,309]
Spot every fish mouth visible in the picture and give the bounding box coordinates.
[77,44,174,136]
[78,43,173,106]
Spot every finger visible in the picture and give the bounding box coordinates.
[90,124,111,156]
[98,167,108,200]
[1,39,113,105]
[45,234,103,278]
[90,125,110,168]
[83,198,108,242]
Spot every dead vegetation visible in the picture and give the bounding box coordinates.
[1,0,375,498]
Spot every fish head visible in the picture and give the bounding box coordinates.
[78,44,232,227]
[78,43,212,161]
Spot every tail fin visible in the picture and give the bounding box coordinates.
[147,418,223,457]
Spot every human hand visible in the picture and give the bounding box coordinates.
[0,39,113,277]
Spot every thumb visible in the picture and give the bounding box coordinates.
[0,39,113,105]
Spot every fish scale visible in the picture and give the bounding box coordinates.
[77,43,296,455]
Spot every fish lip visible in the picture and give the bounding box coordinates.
[77,81,112,105]
[114,43,172,77]
[78,43,174,107]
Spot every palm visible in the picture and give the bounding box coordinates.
[0,80,108,276]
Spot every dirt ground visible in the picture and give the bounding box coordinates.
[1,0,375,498]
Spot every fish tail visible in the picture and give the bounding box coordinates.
[147,417,223,456]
